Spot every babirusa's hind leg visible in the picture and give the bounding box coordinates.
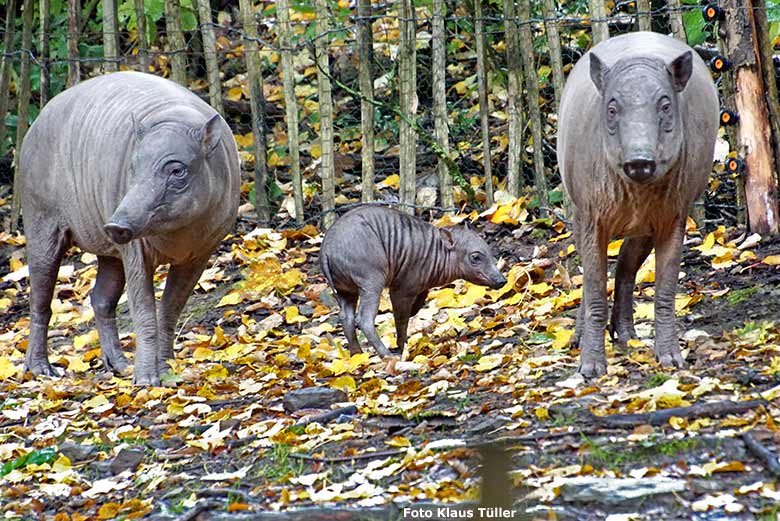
[92,256,130,375]
[355,285,391,358]
[336,293,360,354]
[24,223,69,376]
[609,236,653,347]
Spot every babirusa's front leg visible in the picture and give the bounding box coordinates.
[577,219,610,377]
[653,218,686,368]
[122,246,159,386]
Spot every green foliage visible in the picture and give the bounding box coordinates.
[682,3,708,47]
[0,448,57,477]
[728,286,759,306]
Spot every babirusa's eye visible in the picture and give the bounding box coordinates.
[607,100,618,119]
[165,161,188,178]
[470,252,482,263]
[659,96,672,114]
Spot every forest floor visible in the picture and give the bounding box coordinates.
[0,193,778,521]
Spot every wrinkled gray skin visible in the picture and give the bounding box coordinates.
[19,71,240,385]
[558,32,718,377]
[320,206,506,357]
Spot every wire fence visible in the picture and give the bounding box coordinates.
[0,1,749,229]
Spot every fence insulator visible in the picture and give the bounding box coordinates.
[719,109,739,126]
[725,157,745,174]
[710,55,732,73]
[702,3,724,22]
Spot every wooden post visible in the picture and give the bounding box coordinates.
[16,0,34,148]
[474,0,493,206]
[636,0,651,32]
[588,0,609,44]
[315,0,336,228]
[666,0,687,41]
[398,0,417,214]
[357,0,376,203]
[277,0,304,222]
[164,0,188,85]
[716,23,741,224]
[0,0,19,153]
[67,0,80,86]
[542,0,564,111]
[519,0,548,213]
[432,0,452,209]
[135,0,150,72]
[723,0,780,234]
[239,0,271,224]
[40,0,51,105]
[197,0,224,116]
[103,0,119,72]
[504,0,524,197]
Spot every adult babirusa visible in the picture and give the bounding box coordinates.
[557,32,719,377]
[16,71,241,385]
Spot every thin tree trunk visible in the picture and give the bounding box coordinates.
[357,0,376,203]
[723,0,780,234]
[40,0,51,105]
[277,0,304,222]
[474,0,493,206]
[67,0,80,87]
[0,0,19,152]
[103,0,119,72]
[432,0,452,210]
[398,0,417,214]
[717,33,741,224]
[504,0,524,198]
[588,0,609,44]
[636,0,651,31]
[314,0,336,228]
[164,0,188,85]
[239,0,271,223]
[197,0,224,116]
[519,0,548,213]
[135,0,150,71]
[542,0,564,111]
[666,0,686,41]
[751,0,780,187]
[16,0,34,147]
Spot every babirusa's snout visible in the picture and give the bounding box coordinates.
[622,155,656,183]
[104,221,134,244]
[489,271,507,289]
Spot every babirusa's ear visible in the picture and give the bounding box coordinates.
[589,52,608,96]
[668,50,693,92]
[130,113,149,141]
[441,228,456,250]
[200,114,223,157]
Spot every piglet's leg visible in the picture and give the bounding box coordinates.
[577,219,609,378]
[609,236,653,348]
[24,222,69,377]
[653,219,686,369]
[356,286,392,358]
[121,245,159,386]
[92,256,131,375]
[157,256,211,377]
[336,293,361,354]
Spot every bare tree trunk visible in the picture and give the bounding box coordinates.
[432,0,452,210]
[751,0,780,186]
[504,0,524,198]
[40,0,51,105]
[103,0,119,72]
[239,0,271,224]
[398,0,417,214]
[16,0,34,147]
[474,0,493,206]
[164,0,188,85]
[67,0,80,87]
[717,28,741,224]
[542,0,564,111]
[666,0,686,41]
[636,0,651,31]
[588,0,609,44]
[357,0,376,203]
[135,0,150,71]
[197,0,224,116]
[519,0,548,213]
[723,0,780,235]
[277,0,304,222]
[0,0,19,151]
[315,0,336,228]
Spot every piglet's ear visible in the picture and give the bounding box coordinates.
[589,52,608,96]
[200,114,223,157]
[441,228,457,250]
[130,113,149,142]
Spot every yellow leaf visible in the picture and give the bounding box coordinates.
[348,353,371,372]
[0,297,11,312]
[83,394,111,411]
[192,347,213,361]
[98,503,122,520]
[285,306,308,324]
[74,330,99,350]
[474,354,504,372]
[386,436,411,447]
[763,255,780,265]
[330,375,356,392]
[67,354,90,373]
[234,132,254,148]
[607,239,624,257]
[377,174,400,189]
[668,416,687,430]
[217,292,242,307]
[632,378,690,410]
[226,86,243,101]
[552,328,573,350]
[528,282,552,297]
[310,143,322,159]
[52,454,72,472]
[535,407,550,421]
[695,231,716,254]
[0,358,20,380]
[204,364,228,381]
